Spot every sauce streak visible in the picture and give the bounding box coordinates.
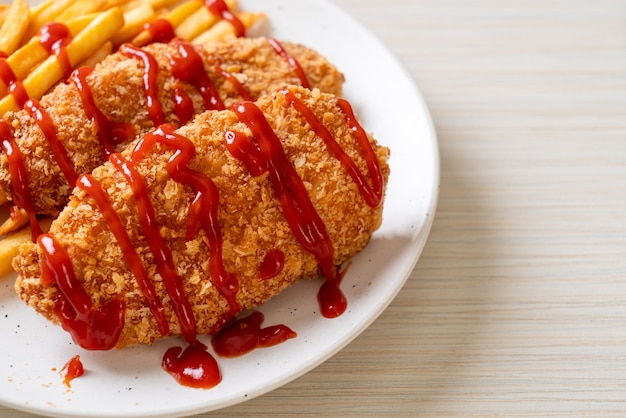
[76,174,169,337]
[38,22,73,79]
[268,38,311,89]
[144,18,177,44]
[24,99,78,187]
[211,311,296,358]
[120,44,165,126]
[59,355,84,388]
[0,121,41,240]
[71,67,137,158]
[38,233,125,350]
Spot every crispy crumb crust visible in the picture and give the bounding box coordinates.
[0,37,344,215]
[13,86,390,348]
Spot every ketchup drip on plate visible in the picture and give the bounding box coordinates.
[144,18,177,44]
[212,311,296,358]
[162,340,221,389]
[59,355,84,388]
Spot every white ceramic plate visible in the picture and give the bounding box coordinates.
[0,0,439,416]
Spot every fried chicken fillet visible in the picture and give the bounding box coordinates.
[13,86,390,349]
[0,37,344,216]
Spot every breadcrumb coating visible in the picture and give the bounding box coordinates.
[13,86,390,348]
[0,37,344,215]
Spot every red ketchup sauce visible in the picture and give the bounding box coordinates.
[59,355,84,388]
[268,38,311,89]
[162,340,221,389]
[204,0,246,37]
[227,92,384,318]
[23,99,78,187]
[144,18,177,44]
[0,121,41,240]
[259,249,285,281]
[212,311,296,358]
[71,67,136,158]
[38,22,73,80]
[38,233,125,350]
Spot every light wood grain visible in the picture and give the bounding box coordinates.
[3,0,626,416]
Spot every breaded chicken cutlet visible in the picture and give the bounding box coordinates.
[0,36,344,217]
[13,86,389,350]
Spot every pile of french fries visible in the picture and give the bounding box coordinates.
[0,0,267,276]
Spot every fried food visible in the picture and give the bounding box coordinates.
[0,37,344,216]
[13,86,390,349]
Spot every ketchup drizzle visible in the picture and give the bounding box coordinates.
[0,121,41,240]
[259,249,284,281]
[281,90,384,207]
[129,124,240,323]
[268,38,311,90]
[38,22,73,80]
[120,44,165,126]
[24,99,78,187]
[215,64,255,102]
[38,233,125,350]
[169,40,225,111]
[71,67,137,158]
[110,152,197,343]
[204,0,246,38]
[76,174,170,337]
[229,102,337,281]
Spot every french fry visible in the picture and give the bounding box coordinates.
[55,0,108,24]
[78,40,113,68]
[23,0,74,42]
[0,207,28,236]
[176,0,237,42]
[0,7,125,115]
[0,0,31,56]
[0,5,11,29]
[0,13,98,99]
[192,12,265,45]
[111,3,157,46]
[131,0,203,46]
[0,217,51,277]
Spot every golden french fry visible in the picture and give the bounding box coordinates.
[0,217,51,277]
[24,0,75,42]
[0,13,98,98]
[111,3,156,46]
[0,5,11,28]
[0,0,31,56]
[176,0,237,42]
[131,0,203,46]
[0,7,125,115]
[55,0,108,23]
[191,12,265,45]
[0,226,29,277]
[0,208,28,236]
[78,40,113,68]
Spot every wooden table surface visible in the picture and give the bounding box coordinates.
[3,0,626,416]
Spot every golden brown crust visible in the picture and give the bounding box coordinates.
[13,86,389,348]
[0,37,344,215]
